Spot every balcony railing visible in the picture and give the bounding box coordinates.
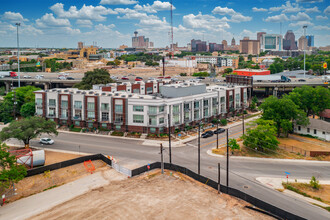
[73,116,81,120]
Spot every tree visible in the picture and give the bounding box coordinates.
[242,119,279,151]
[20,102,36,118]
[229,138,240,150]
[74,69,115,90]
[259,96,309,137]
[0,117,58,148]
[224,68,233,74]
[280,119,292,138]
[0,143,27,196]
[248,54,253,61]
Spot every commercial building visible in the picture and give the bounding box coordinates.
[159,58,197,68]
[217,56,238,68]
[306,35,314,47]
[257,32,266,42]
[233,69,270,76]
[239,37,260,55]
[35,82,250,133]
[284,30,297,50]
[298,36,308,50]
[80,46,97,60]
[132,31,153,49]
[78,42,84,50]
[260,34,283,51]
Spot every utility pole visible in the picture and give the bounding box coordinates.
[15,23,21,88]
[216,122,219,149]
[160,144,164,174]
[218,163,221,194]
[13,90,17,120]
[198,123,201,175]
[303,25,307,78]
[226,128,229,190]
[242,103,245,135]
[168,106,172,164]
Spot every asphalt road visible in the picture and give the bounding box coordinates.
[9,129,328,219]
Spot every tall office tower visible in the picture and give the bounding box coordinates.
[298,36,308,50]
[191,39,202,52]
[306,35,314,47]
[132,31,139,48]
[284,30,297,50]
[257,32,266,42]
[231,37,236,46]
[132,31,153,49]
[239,37,260,55]
[222,40,228,49]
[260,34,283,51]
[78,42,84,50]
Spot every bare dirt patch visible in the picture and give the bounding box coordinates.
[7,160,109,203]
[44,150,82,165]
[32,170,274,220]
[279,136,330,152]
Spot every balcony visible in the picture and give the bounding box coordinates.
[47,114,56,118]
[73,116,81,120]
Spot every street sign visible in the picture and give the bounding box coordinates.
[323,63,327,69]
[36,61,41,67]
[285,172,290,183]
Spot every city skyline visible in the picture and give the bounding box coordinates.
[0,0,329,48]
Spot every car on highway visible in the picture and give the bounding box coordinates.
[298,79,306,82]
[111,76,118,80]
[66,77,75,80]
[35,75,44,79]
[214,128,225,134]
[121,76,129,80]
[148,77,155,80]
[58,76,66,80]
[23,75,32,79]
[40,138,54,145]
[135,78,142,81]
[201,131,214,138]
[158,76,164,79]
[197,76,205,79]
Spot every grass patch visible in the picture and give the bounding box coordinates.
[298,133,319,139]
[43,185,58,191]
[312,203,330,212]
[70,127,82,132]
[111,131,124,136]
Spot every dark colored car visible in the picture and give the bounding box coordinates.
[121,76,129,80]
[201,131,214,138]
[298,79,306,82]
[136,77,143,80]
[197,76,205,79]
[214,128,225,134]
[67,77,75,80]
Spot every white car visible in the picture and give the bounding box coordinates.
[40,138,54,145]
[35,75,44,79]
[148,77,155,80]
[58,76,66,80]
[23,75,31,79]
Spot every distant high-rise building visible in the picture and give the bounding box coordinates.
[222,40,228,49]
[298,36,308,50]
[231,37,236,46]
[209,43,224,52]
[196,41,207,52]
[191,39,202,52]
[257,32,266,42]
[132,31,153,49]
[78,42,84,50]
[284,30,297,50]
[239,37,260,55]
[306,35,314,47]
[260,34,283,51]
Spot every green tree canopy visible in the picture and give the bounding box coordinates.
[20,102,36,118]
[259,96,309,137]
[229,138,240,150]
[73,69,115,90]
[242,119,279,151]
[0,143,27,195]
[0,117,58,148]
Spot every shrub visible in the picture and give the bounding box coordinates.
[160,133,169,137]
[70,127,82,132]
[229,138,240,150]
[243,110,247,114]
[192,72,209,77]
[212,118,219,124]
[310,176,320,190]
[220,119,227,126]
[69,124,74,129]
[111,131,124,136]
[174,128,180,134]
[180,73,187,76]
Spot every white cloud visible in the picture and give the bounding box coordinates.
[134,1,175,13]
[289,20,313,27]
[230,14,252,23]
[252,7,268,12]
[264,14,289,22]
[296,0,323,3]
[100,0,138,5]
[316,15,328,20]
[2,11,28,22]
[212,6,236,16]
[115,8,150,20]
[183,12,230,31]
[313,25,330,31]
[50,3,117,22]
[304,6,320,13]
[36,13,71,28]
[270,1,301,13]
[290,12,311,21]
[324,6,330,15]
[76,19,93,27]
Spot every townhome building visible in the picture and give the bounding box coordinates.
[35,82,250,134]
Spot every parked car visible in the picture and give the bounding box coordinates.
[201,131,214,138]
[148,77,155,80]
[298,79,306,82]
[165,76,171,79]
[121,76,129,80]
[66,77,75,80]
[136,76,143,80]
[23,75,31,79]
[214,128,225,134]
[35,75,44,79]
[111,76,118,80]
[158,76,164,79]
[58,76,66,80]
[197,76,205,79]
[135,78,142,81]
[40,138,54,145]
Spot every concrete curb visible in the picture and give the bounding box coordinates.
[206,149,330,164]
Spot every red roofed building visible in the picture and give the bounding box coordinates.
[233,69,270,76]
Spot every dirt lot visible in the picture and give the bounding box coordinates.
[32,170,274,220]
[279,135,330,151]
[44,150,82,165]
[7,160,109,203]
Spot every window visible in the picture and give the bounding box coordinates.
[194,110,199,120]
[323,131,325,135]
[194,101,200,109]
[102,112,109,121]
[220,97,225,103]
[115,125,121,130]
[172,105,179,114]
[150,128,156,133]
[75,121,80,126]
[133,89,140,93]
[133,105,144,112]
[213,107,218,115]
[159,106,165,112]
[61,109,67,118]
[314,129,317,135]
[101,123,107,128]
[203,108,209,117]
[149,106,157,114]
[49,99,56,106]
[298,126,301,131]
[229,95,233,102]
[212,97,218,105]
[87,102,94,110]
[74,110,81,119]
[87,111,95,119]
[115,105,123,113]
[74,101,82,109]
[173,115,180,124]
[133,115,144,123]
[146,87,153,94]
[184,103,190,111]
[203,100,209,107]
[159,117,164,124]
[101,103,109,111]
[114,114,123,123]
[159,127,164,133]
[149,116,157,125]
[48,108,55,116]
[88,122,93,128]
[36,107,43,115]
[61,100,68,108]
[307,128,310,133]
[184,112,190,121]
[36,98,42,106]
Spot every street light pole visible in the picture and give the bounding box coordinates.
[303,25,307,79]
[216,122,219,149]
[226,128,229,190]
[198,123,201,175]
[15,23,21,88]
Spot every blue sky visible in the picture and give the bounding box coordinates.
[0,0,329,48]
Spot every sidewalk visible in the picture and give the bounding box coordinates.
[0,169,127,220]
